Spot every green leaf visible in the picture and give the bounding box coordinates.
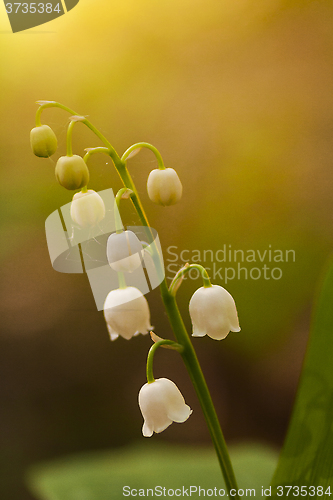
[26,443,278,500]
[271,257,333,495]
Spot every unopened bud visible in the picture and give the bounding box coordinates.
[147,168,182,206]
[30,125,57,158]
[70,190,105,228]
[55,155,90,190]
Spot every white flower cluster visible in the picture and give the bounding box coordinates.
[103,278,239,436]
[68,166,183,229]
[54,148,240,438]
[32,104,243,455]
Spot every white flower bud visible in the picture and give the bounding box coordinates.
[138,378,192,437]
[70,190,105,228]
[189,285,240,340]
[147,168,182,206]
[30,125,57,158]
[103,286,152,340]
[107,231,144,273]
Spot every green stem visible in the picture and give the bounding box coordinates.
[169,263,212,296]
[35,102,120,166]
[83,147,111,163]
[122,142,165,169]
[114,188,133,234]
[119,167,240,497]
[146,339,184,384]
[162,291,239,496]
[117,271,126,289]
[66,120,75,157]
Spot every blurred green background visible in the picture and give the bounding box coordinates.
[1,0,333,498]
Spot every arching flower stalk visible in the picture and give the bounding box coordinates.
[32,101,241,500]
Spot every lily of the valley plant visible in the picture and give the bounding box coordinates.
[31,101,241,499]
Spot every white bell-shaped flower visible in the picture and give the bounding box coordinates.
[138,378,192,437]
[103,286,152,340]
[189,285,240,340]
[147,168,182,206]
[107,231,144,273]
[70,190,105,228]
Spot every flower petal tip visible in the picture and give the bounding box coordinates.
[192,331,206,338]
[142,421,154,437]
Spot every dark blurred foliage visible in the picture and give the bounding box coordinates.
[1,0,333,498]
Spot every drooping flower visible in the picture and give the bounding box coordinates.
[147,168,182,206]
[106,231,144,273]
[138,378,192,437]
[189,285,240,340]
[103,286,152,340]
[70,190,105,228]
[55,155,89,190]
[30,125,57,158]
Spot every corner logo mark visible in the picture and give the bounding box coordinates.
[4,0,79,33]
[45,188,165,311]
